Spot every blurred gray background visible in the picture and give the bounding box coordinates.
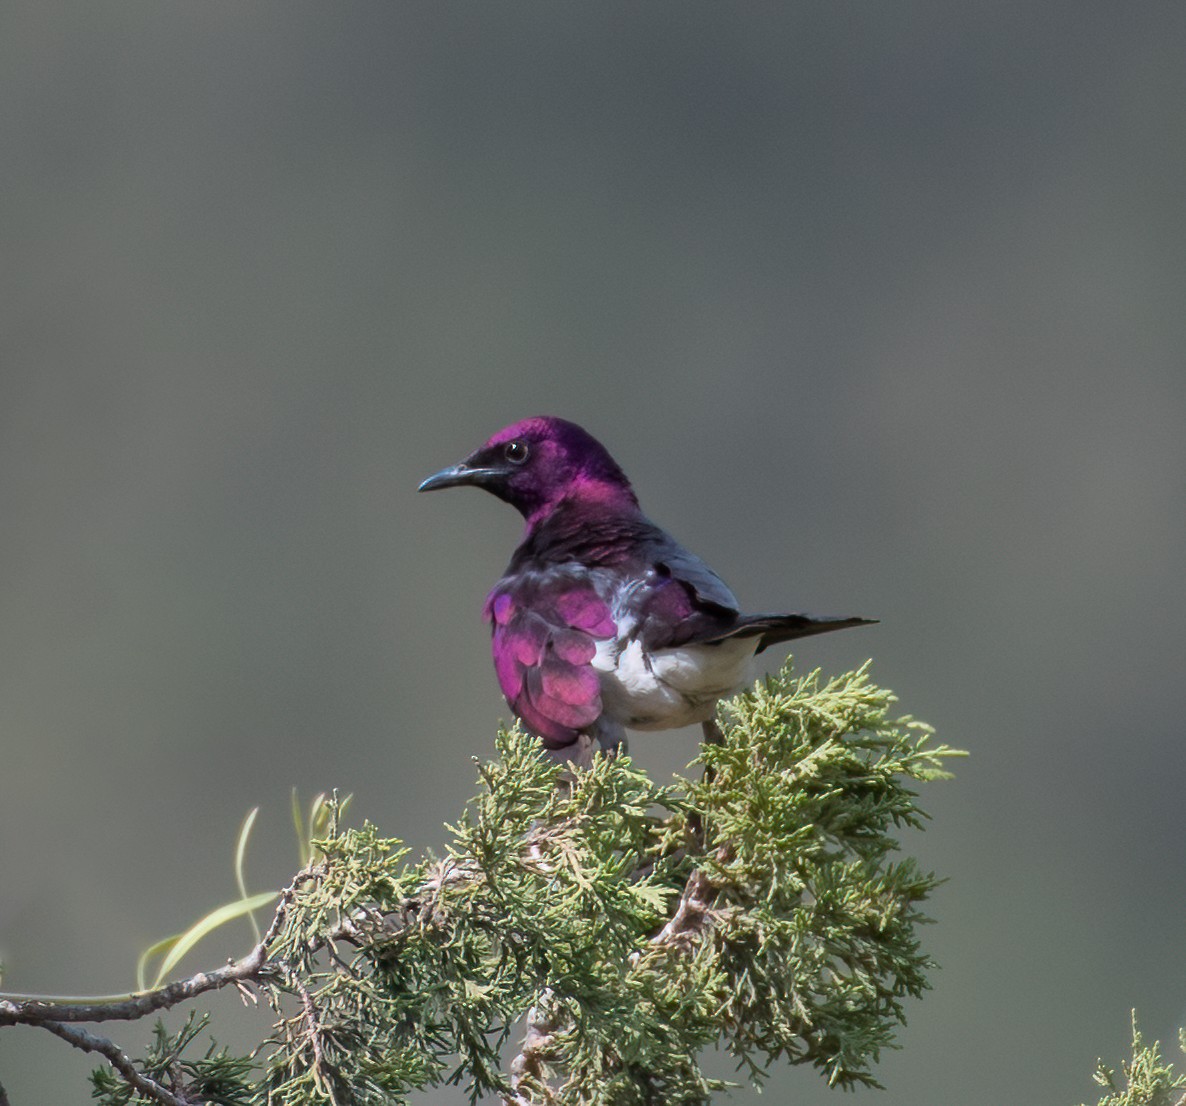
[2,3,1184,1103]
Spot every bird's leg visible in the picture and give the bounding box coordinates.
[687,717,725,849]
[545,733,597,773]
[544,726,627,796]
[544,735,593,797]
[701,718,725,748]
[593,718,627,760]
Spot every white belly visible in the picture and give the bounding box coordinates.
[592,636,756,731]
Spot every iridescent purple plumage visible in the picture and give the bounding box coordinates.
[482,573,614,747]
[420,416,874,764]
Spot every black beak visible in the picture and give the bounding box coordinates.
[417,461,503,493]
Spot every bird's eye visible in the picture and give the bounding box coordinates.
[504,440,530,465]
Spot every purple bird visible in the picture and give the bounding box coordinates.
[419,417,874,765]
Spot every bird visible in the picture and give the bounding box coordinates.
[418,416,874,765]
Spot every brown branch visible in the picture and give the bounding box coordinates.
[295,977,336,1100]
[0,870,311,1028]
[35,1020,190,1106]
[0,948,269,1027]
[649,868,716,953]
[504,988,563,1106]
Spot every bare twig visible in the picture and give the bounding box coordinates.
[650,868,716,953]
[295,977,336,1101]
[504,988,563,1106]
[36,1020,190,1106]
[0,871,312,1029]
[0,947,269,1027]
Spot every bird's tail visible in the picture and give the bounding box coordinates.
[710,613,877,654]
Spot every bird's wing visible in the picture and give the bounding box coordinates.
[652,542,739,612]
[483,570,617,748]
[625,535,742,651]
[641,533,875,652]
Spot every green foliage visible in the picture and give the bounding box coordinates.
[695,662,958,1089]
[1086,1015,1186,1106]
[90,660,961,1105]
[89,1012,255,1105]
[262,735,691,1106]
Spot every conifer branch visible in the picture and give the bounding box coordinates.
[0,661,973,1105]
[0,874,308,1029]
[0,950,268,1028]
[505,989,564,1106]
[1085,1015,1186,1106]
[35,1021,189,1106]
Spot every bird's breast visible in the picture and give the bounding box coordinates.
[591,635,756,731]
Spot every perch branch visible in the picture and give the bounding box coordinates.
[36,1020,189,1106]
[0,871,311,1028]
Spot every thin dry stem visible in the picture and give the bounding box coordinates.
[37,1020,190,1106]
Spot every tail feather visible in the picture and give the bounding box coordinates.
[706,613,877,653]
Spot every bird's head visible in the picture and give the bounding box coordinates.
[418,416,639,525]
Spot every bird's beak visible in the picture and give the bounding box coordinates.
[417,461,502,493]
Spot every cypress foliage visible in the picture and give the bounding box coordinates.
[66,661,1186,1104]
[85,660,961,1104]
